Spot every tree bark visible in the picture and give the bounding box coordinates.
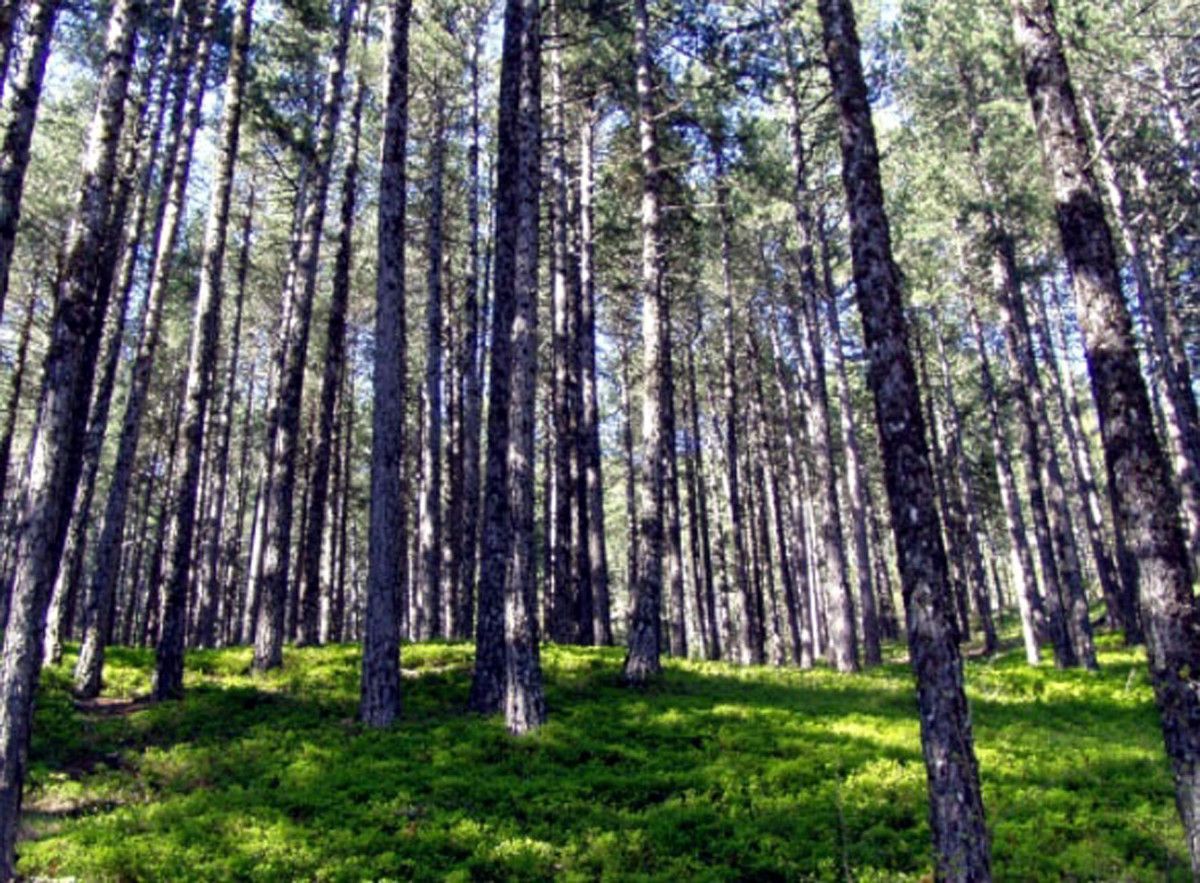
[0,0,60,325]
[415,86,446,642]
[821,248,882,665]
[255,0,357,672]
[578,105,611,645]
[76,0,218,698]
[301,24,367,647]
[783,69,857,673]
[967,300,1042,664]
[622,0,667,684]
[0,0,139,869]
[817,0,991,875]
[933,328,998,653]
[1012,0,1200,866]
[152,0,254,700]
[361,0,410,728]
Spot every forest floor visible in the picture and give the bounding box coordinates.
[17,625,1188,881]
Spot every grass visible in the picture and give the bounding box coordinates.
[16,629,1188,881]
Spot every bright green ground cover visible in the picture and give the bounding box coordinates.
[17,630,1188,881]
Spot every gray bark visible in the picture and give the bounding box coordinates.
[818,0,991,874]
[361,0,410,728]
[255,0,357,672]
[1012,0,1200,866]
[622,0,667,684]
[0,0,138,869]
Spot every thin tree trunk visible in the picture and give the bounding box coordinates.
[152,0,254,700]
[764,306,815,667]
[457,15,485,643]
[820,244,882,664]
[710,133,759,666]
[0,0,60,324]
[76,0,218,699]
[578,105,610,646]
[966,300,1042,663]
[256,0,357,672]
[414,85,446,642]
[194,191,254,649]
[818,0,991,874]
[934,329,998,653]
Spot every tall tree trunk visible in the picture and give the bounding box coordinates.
[783,70,857,673]
[1012,0,1200,866]
[711,134,759,666]
[152,0,254,700]
[457,15,485,642]
[1040,277,1138,640]
[748,327,800,667]
[664,343,686,657]
[0,290,34,527]
[194,192,254,649]
[498,0,545,733]
[621,343,638,615]
[546,0,574,645]
[76,0,218,699]
[415,87,446,642]
[933,328,998,654]
[1083,96,1200,580]
[765,305,815,667]
[578,105,610,646]
[622,0,667,684]
[821,250,882,665]
[301,27,367,647]
[0,0,139,869]
[255,0,357,672]
[0,0,60,325]
[685,345,719,659]
[817,0,991,875]
[361,0,410,728]
[468,0,542,718]
[967,300,1042,663]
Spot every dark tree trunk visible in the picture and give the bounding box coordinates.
[457,16,485,642]
[622,0,667,684]
[303,35,366,646]
[469,0,545,728]
[256,0,357,672]
[711,134,759,666]
[1012,0,1200,866]
[193,192,254,649]
[361,0,410,728]
[76,0,218,699]
[685,346,719,659]
[500,0,545,733]
[783,74,858,673]
[0,0,60,324]
[765,306,816,667]
[821,253,882,665]
[817,0,991,875]
[0,0,138,870]
[152,0,254,700]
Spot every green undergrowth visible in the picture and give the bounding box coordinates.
[18,629,1187,881]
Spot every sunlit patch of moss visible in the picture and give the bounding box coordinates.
[18,624,1189,881]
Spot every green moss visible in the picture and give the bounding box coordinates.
[18,629,1187,881]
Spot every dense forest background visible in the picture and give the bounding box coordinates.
[0,0,1196,877]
